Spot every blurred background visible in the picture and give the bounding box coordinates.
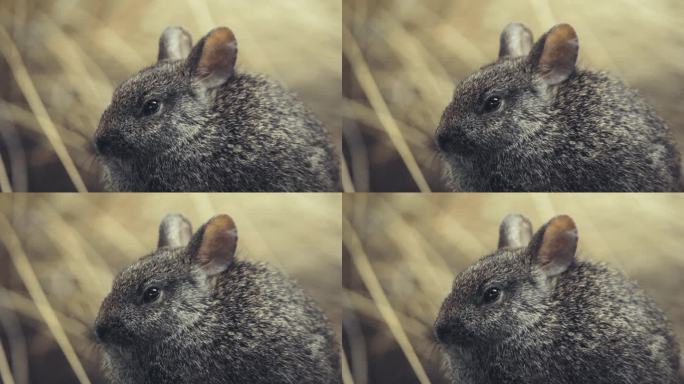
[342,0,684,191]
[0,193,342,384]
[0,0,342,192]
[343,193,684,383]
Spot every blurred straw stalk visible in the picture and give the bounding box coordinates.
[0,0,342,192]
[0,193,342,383]
[343,0,684,191]
[343,193,684,383]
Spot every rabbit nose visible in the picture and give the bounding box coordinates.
[436,129,457,153]
[434,319,453,343]
[95,321,111,343]
[95,316,128,344]
[94,133,115,156]
[94,131,132,158]
[435,315,474,345]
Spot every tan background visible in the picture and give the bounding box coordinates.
[344,193,684,383]
[0,193,341,384]
[0,0,341,192]
[343,0,684,191]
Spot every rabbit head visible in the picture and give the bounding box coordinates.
[94,26,238,188]
[435,23,579,157]
[94,213,238,347]
[434,214,578,348]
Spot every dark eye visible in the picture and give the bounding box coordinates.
[142,99,160,116]
[483,287,501,304]
[142,286,161,303]
[483,95,502,113]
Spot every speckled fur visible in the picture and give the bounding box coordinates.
[434,221,681,384]
[436,29,681,192]
[95,37,339,192]
[95,236,340,383]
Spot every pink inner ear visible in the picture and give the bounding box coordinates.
[196,27,237,85]
[538,215,578,276]
[197,215,238,275]
[537,24,578,85]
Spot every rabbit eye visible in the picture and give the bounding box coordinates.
[142,286,161,303]
[483,96,502,113]
[142,99,161,116]
[482,287,501,304]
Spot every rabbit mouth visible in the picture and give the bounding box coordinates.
[442,330,479,347]
[439,126,547,160]
[435,129,483,156]
[94,319,138,347]
[93,134,140,160]
[435,317,479,347]
[437,122,526,157]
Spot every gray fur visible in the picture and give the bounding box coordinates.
[95,26,340,192]
[95,214,341,383]
[497,213,532,249]
[434,214,681,384]
[435,23,681,191]
[157,26,192,62]
[157,213,192,248]
[498,22,533,59]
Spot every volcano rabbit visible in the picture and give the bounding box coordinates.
[435,23,681,191]
[434,214,680,384]
[95,214,340,383]
[95,26,339,191]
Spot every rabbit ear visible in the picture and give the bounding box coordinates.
[526,215,578,277]
[498,22,533,59]
[497,214,533,249]
[186,27,238,90]
[158,213,193,248]
[187,214,238,276]
[528,24,578,85]
[158,26,193,62]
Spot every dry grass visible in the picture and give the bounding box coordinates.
[343,0,684,191]
[0,0,342,192]
[343,193,684,383]
[0,193,341,383]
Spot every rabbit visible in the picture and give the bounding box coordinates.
[94,26,340,192]
[434,213,681,384]
[435,22,682,191]
[94,213,341,384]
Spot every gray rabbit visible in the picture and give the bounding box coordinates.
[95,26,340,191]
[95,213,340,384]
[435,22,681,191]
[434,214,681,384]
